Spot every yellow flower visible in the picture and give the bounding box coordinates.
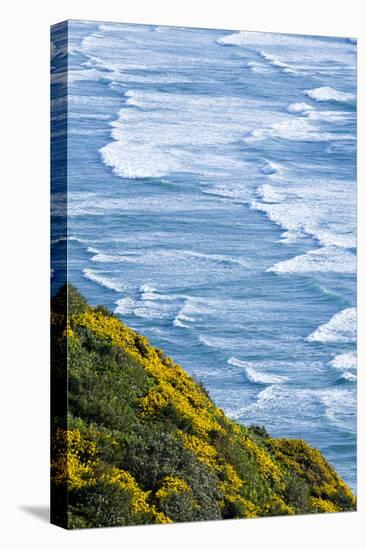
[243,438,282,484]
[178,431,218,469]
[51,429,98,490]
[155,476,191,500]
[309,497,340,513]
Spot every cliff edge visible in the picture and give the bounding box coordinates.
[51,285,356,528]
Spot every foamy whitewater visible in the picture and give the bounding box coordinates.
[51,22,357,490]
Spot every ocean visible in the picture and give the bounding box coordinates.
[51,21,357,490]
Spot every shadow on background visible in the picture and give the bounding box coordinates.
[20,506,49,523]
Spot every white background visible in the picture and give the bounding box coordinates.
[1,0,365,548]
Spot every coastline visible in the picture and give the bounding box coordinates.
[51,284,356,529]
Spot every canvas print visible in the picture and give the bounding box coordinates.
[51,20,357,529]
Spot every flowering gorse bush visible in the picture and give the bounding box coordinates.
[51,285,356,528]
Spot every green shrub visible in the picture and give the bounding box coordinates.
[249,425,270,439]
[68,482,152,528]
[284,475,310,513]
[51,285,356,528]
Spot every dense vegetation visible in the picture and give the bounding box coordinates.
[51,285,356,528]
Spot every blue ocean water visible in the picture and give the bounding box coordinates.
[51,21,357,490]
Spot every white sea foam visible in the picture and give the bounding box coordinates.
[91,252,135,263]
[305,86,355,102]
[287,102,313,113]
[173,314,192,329]
[246,61,269,74]
[173,296,210,328]
[114,297,136,315]
[173,318,186,328]
[329,351,357,382]
[227,384,355,433]
[268,247,356,274]
[140,284,157,298]
[81,23,234,80]
[199,335,243,350]
[115,284,181,320]
[178,313,196,323]
[217,31,356,76]
[83,268,125,292]
[340,372,357,382]
[329,351,357,371]
[139,284,177,302]
[99,89,283,179]
[133,303,175,320]
[259,52,297,74]
[68,68,106,84]
[253,184,355,245]
[251,166,356,262]
[69,235,92,244]
[227,385,284,419]
[277,230,304,244]
[217,31,300,47]
[307,110,352,122]
[173,297,213,330]
[173,312,195,328]
[260,160,282,175]
[320,388,356,429]
[100,139,182,179]
[246,117,353,143]
[98,22,151,33]
[306,308,356,343]
[256,184,287,203]
[227,357,287,384]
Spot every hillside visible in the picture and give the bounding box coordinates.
[51,284,356,528]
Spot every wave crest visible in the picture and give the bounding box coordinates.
[305,86,355,102]
[83,268,125,292]
[306,308,356,343]
[228,357,287,384]
[267,247,356,274]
